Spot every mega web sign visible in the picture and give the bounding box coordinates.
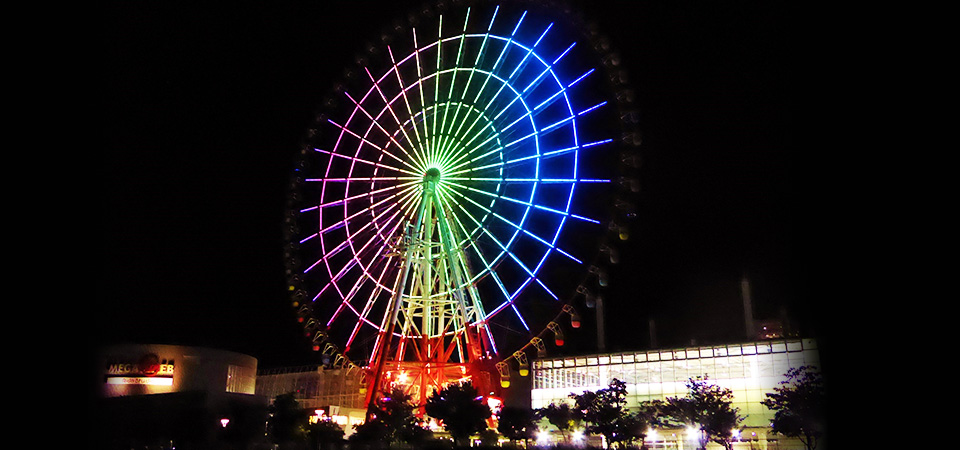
[104,353,175,386]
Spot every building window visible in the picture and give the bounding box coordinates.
[226,365,255,394]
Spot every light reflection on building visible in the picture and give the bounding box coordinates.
[531,338,820,448]
[256,365,367,433]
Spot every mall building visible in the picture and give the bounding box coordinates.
[93,338,820,448]
[255,364,368,432]
[93,344,265,449]
[530,338,820,449]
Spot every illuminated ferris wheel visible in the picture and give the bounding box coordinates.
[283,0,640,408]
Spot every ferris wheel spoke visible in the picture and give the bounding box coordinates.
[483,276,533,329]
[326,200,417,328]
[444,104,494,162]
[445,176,609,184]
[436,190,514,302]
[522,41,576,95]
[315,176,418,183]
[432,11,519,159]
[436,10,472,159]
[441,121,502,172]
[441,183,580,268]
[344,189,421,269]
[411,27,441,165]
[430,17,444,167]
[344,255,396,351]
[506,22,552,81]
[320,182,419,236]
[442,178,597,229]
[386,46,430,158]
[442,134,502,175]
[370,182,425,247]
[299,181,418,245]
[441,187,556,307]
[311,148,415,178]
[443,76,504,158]
[312,190,413,280]
[341,92,426,173]
[311,257,357,302]
[327,119,422,176]
[441,92,535,175]
[439,13,497,156]
[445,137,614,178]
[343,90,428,172]
[364,66,429,168]
[313,180,419,210]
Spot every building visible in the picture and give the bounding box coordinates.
[93,344,266,449]
[531,338,820,449]
[256,364,367,433]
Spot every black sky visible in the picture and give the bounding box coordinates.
[99,0,823,371]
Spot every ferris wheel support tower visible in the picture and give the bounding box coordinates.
[365,167,498,411]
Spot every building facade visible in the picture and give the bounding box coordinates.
[94,344,265,449]
[531,338,820,448]
[256,365,367,431]
[98,343,258,398]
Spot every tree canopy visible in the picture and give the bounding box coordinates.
[569,378,633,448]
[425,381,491,446]
[662,377,744,450]
[761,366,826,450]
[535,401,576,444]
[351,387,430,447]
[267,393,310,448]
[498,406,539,446]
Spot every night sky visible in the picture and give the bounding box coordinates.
[98,0,825,372]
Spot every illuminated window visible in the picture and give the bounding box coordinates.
[226,365,255,394]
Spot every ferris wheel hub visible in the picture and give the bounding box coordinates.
[423,167,441,182]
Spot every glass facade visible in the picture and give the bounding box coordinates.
[531,339,819,428]
[256,365,366,411]
[226,364,257,394]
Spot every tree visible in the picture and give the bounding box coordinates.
[308,420,345,450]
[497,406,539,446]
[615,411,648,448]
[761,366,826,450]
[268,393,310,449]
[662,377,744,450]
[351,387,429,448]
[614,400,669,449]
[535,402,576,444]
[424,381,492,447]
[478,428,500,446]
[570,378,631,448]
[350,419,390,448]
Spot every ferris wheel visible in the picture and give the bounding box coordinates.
[284,0,640,408]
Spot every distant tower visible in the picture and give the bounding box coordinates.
[648,318,658,349]
[741,274,755,339]
[596,296,606,352]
